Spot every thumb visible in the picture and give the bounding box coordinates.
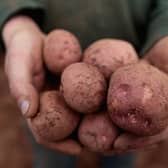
[2,16,45,118]
[5,49,39,118]
[13,82,39,118]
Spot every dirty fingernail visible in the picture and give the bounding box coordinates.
[20,100,29,115]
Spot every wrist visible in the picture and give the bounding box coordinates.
[144,36,168,57]
[2,15,43,47]
[144,36,168,73]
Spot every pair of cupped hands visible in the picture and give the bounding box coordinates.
[3,15,168,155]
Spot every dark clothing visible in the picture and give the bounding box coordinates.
[1,0,168,54]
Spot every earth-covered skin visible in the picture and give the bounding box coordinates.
[31,91,80,141]
[44,29,82,74]
[83,39,138,79]
[61,62,107,113]
[78,112,118,152]
[108,61,168,136]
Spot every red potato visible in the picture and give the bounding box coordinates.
[78,113,118,152]
[44,29,82,74]
[107,61,168,136]
[31,91,80,141]
[61,63,107,113]
[83,39,138,79]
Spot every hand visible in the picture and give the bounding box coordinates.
[3,16,82,155]
[103,117,168,156]
[104,37,168,155]
[3,16,45,117]
[28,119,82,155]
[111,127,168,154]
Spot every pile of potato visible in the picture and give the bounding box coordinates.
[30,29,168,154]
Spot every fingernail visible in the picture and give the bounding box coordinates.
[20,100,29,115]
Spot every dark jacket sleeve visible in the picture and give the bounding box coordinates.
[141,0,168,55]
[0,0,46,50]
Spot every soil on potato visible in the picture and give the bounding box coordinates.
[0,56,32,168]
[1,52,168,168]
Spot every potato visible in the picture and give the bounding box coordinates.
[44,29,82,74]
[78,112,118,152]
[83,39,138,79]
[31,91,80,141]
[107,61,168,136]
[61,63,107,113]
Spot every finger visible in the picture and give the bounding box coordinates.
[139,144,159,151]
[5,49,39,118]
[40,139,82,155]
[103,148,133,156]
[114,127,168,151]
[27,119,82,155]
[103,143,159,156]
[33,69,45,91]
[102,147,125,156]
[102,150,116,156]
[122,144,159,155]
[103,149,133,156]
[76,149,101,168]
